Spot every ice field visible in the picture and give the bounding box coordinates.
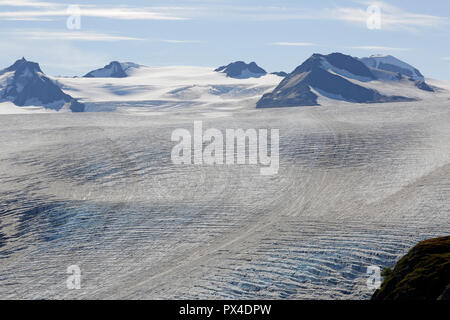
[0,68,449,299]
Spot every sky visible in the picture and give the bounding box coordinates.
[0,0,449,80]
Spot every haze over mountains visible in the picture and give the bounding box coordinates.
[0,53,442,113]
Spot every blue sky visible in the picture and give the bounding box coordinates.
[0,0,449,80]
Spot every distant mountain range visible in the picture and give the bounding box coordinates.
[0,58,84,112]
[257,53,433,108]
[0,53,438,112]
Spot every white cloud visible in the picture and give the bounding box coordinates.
[327,1,449,31]
[3,30,145,41]
[3,30,202,44]
[270,42,315,47]
[1,1,446,29]
[0,4,187,21]
[442,57,450,61]
[0,0,54,7]
[1,17,53,21]
[145,2,449,31]
[142,5,316,21]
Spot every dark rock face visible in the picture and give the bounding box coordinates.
[379,62,422,79]
[215,61,267,79]
[84,61,127,78]
[0,58,85,112]
[256,53,413,108]
[257,82,319,108]
[271,71,288,77]
[372,236,450,300]
[438,284,450,300]
[325,52,376,80]
[415,80,434,92]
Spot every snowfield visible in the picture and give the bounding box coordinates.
[0,66,449,299]
[56,66,282,112]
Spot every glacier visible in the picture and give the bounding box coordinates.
[0,64,449,299]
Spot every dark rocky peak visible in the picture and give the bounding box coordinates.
[215,61,267,79]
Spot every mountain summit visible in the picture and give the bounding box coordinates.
[0,58,85,112]
[257,53,430,108]
[4,57,43,75]
[215,61,267,79]
[83,61,142,78]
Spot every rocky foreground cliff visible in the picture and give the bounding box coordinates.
[372,236,450,300]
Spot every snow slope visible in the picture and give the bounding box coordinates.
[360,55,424,81]
[0,100,54,114]
[58,66,282,112]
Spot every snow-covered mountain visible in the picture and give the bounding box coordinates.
[0,58,85,112]
[360,54,433,91]
[257,53,434,108]
[215,61,267,79]
[257,53,414,108]
[119,62,141,73]
[360,55,424,81]
[83,61,141,78]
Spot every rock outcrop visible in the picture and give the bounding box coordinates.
[372,236,450,300]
